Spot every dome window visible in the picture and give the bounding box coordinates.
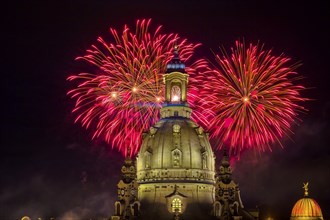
[172,149,182,168]
[171,85,181,102]
[173,124,181,133]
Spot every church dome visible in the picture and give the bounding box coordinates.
[290,183,324,220]
[136,45,215,184]
[136,116,215,184]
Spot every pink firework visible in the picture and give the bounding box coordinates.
[67,19,207,155]
[198,40,307,155]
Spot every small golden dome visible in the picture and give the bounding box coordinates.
[290,183,324,220]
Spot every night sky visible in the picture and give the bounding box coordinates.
[3,0,330,219]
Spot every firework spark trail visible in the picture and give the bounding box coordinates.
[67,19,208,156]
[198,40,307,155]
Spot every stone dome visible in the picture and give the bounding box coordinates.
[135,105,216,220]
[290,183,324,220]
[136,112,215,184]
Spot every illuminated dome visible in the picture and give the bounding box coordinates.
[290,183,324,220]
[136,116,215,182]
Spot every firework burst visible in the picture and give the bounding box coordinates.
[199,40,307,155]
[67,19,207,155]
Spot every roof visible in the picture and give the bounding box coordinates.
[291,197,323,219]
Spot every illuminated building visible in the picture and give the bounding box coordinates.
[290,183,324,220]
[111,47,259,220]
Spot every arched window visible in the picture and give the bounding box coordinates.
[115,202,121,216]
[214,202,222,217]
[172,198,182,213]
[171,85,181,102]
[133,203,139,216]
[172,149,182,167]
[232,202,239,215]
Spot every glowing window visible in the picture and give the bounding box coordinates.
[171,85,181,102]
[173,124,181,133]
[172,198,182,213]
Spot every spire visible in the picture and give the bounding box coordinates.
[166,44,186,73]
[111,146,140,219]
[161,43,191,116]
[126,147,131,159]
[121,147,136,183]
[219,149,232,184]
[173,44,179,58]
[220,148,230,168]
[124,147,132,166]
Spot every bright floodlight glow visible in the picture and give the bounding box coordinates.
[172,95,179,101]
[132,87,138,92]
[111,92,117,98]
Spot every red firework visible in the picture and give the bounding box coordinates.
[197,40,307,155]
[67,19,207,155]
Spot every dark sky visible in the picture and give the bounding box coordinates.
[2,0,330,219]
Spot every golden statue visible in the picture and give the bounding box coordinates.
[303,182,309,196]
